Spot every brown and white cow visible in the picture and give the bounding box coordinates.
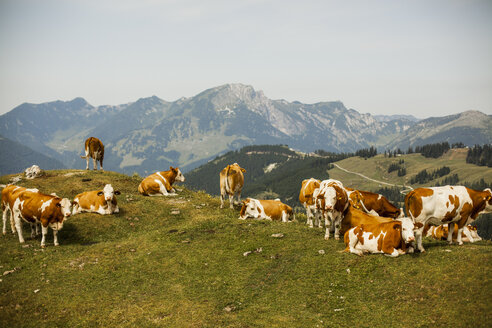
[220,163,246,209]
[299,178,322,228]
[239,198,293,222]
[138,167,185,196]
[1,185,39,236]
[340,206,395,237]
[345,188,401,218]
[314,179,349,240]
[12,190,72,247]
[405,186,492,252]
[425,224,482,243]
[72,184,120,215]
[81,137,104,170]
[344,217,417,257]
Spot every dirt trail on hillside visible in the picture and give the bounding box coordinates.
[332,163,413,194]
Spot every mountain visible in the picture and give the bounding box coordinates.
[373,114,420,122]
[385,111,492,150]
[1,84,491,175]
[0,134,65,175]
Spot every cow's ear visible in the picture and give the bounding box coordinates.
[114,191,121,195]
[241,168,246,173]
[414,222,424,229]
[56,202,62,208]
[97,191,104,196]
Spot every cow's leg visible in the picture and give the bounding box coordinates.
[99,158,104,171]
[220,193,225,209]
[40,225,48,247]
[324,213,331,240]
[236,192,241,207]
[13,213,25,244]
[281,211,289,223]
[229,194,234,209]
[2,207,7,235]
[455,225,464,246]
[315,211,323,228]
[306,206,314,227]
[53,229,59,246]
[153,180,169,196]
[383,247,400,257]
[415,226,425,252]
[30,223,36,238]
[8,207,16,234]
[333,214,341,240]
[93,157,97,170]
[462,227,474,243]
[348,231,363,256]
[447,223,455,245]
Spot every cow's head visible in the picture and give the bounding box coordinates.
[51,198,72,231]
[239,198,260,220]
[97,184,120,202]
[482,188,492,213]
[321,185,346,212]
[231,163,246,174]
[171,167,185,182]
[396,217,422,243]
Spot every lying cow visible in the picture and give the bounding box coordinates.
[12,189,71,247]
[138,167,185,196]
[405,186,492,252]
[1,185,39,236]
[340,206,394,237]
[345,188,401,218]
[72,184,120,215]
[315,179,349,240]
[344,217,418,257]
[239,198,293,222]
[220,163,246,209]
[299,178,322,228]
[81,137,104,170]
[425,224,482,243]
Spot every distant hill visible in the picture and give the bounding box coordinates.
[0,134,65,175]
[1,84,491,176]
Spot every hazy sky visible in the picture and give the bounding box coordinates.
[1,0,491,117]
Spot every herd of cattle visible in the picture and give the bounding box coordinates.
[1,137,491,257]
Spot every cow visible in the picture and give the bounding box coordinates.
[314,179,349,240]
[219,163,246,209]
[1,185,39,236]
[138,167,185,196]
[344,217,417,257]
[239,198,293,222]
[345,188,401,218]
[340,206,395,237]
[405,186,492,252]
[299,178,322,228]
[72,184,120,215]
[81,137,104,170]
[12,190,71,247]
[425,224,482,243]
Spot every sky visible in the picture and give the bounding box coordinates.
[0,0,491,118]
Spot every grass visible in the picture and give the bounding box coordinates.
[1,170,491,327]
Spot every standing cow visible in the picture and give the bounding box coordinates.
[239,198,293,222]
[72,184,120,215]
[12,190,72,247]
[219,163,246,209]
[81,137,104,171]
[299,178,322,228]
[405,186,492,252]
[315,179,349,240]
[1,185,39,235]
[138,167,185,196]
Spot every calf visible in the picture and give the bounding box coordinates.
[345,188,401,218]
[220,163,246,209]
[299,178,322,228]
[72,184,120,215]
[315,179,349,240]
[239,198,293,222]
[405,186,492,252]
[138,167,185,196]
[81,137,104,170]
[12,190,71,247]
[344,217,417,257]
[1,185,39,236]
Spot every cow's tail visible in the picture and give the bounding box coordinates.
[224,165,231,193]
[404,190,416,219]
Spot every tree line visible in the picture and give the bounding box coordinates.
[466,144,492,167]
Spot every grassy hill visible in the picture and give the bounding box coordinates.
[1,170,491,327]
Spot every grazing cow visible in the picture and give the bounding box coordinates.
[72,184,121,215]
[405,186,492,252]
[315,179,349,240]
[239,198,293,222]
[219,163,246,209]
[425,224,482,243]
[299,178,322,227]
[344,217,417,257]
[1,185,39,236]
[138,167,185,196]
[12,190,71,247]
[81,137,104,170]
[345,188,401,218]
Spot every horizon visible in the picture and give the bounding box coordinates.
[1,0,491,117]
